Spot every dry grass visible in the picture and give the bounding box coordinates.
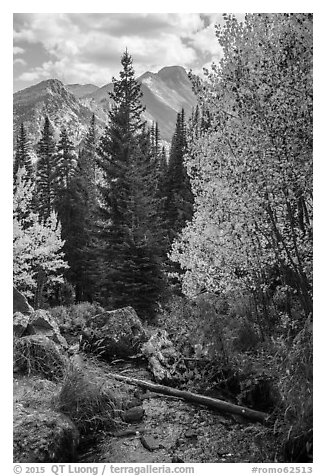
[276,317,313,462]
[54,359,117,435]
[13,335,67,381]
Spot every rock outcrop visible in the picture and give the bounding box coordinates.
[80,306,147,359]
[141,330,179,384]
[13,312,30,338]
[13,287,34,315]
[14,404,79,463]
[26,310,68,348]
[14,334,67,380]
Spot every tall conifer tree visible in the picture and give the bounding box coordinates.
[166,108,194,243]
[96,50,164,317]
[14,123,34,184]
[35,116,57,221]
[63,116,99,302]
[51,126,82,300]
[54,126,77,190]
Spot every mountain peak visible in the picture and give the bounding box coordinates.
[36,78,66,92]
[14,78,66,97]
[14,64,197,144]
[158,65,188,80]
[138,71,157,81]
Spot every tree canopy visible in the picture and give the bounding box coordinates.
[170,13,313,324]
[13,167,68,306]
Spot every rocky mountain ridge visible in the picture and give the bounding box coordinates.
[13,66,197,146]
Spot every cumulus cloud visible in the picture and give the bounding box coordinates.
[13,58,27,66]
[19,58,111,86]
[13,46,25,55]
[190,22,222,55]
[13,13,225,88]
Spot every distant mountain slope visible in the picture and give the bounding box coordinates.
[13,66,197,146]
[82,83,114,103]
[13,79,100,144]
[139,66,197,140]
[66,83,99,98]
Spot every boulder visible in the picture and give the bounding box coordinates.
[141,330,179,384]
[140,434,162,452]
[13,287,34,315]
[26,309,68,348]
[123,397,143,410]
[81,306,147,359]
[13,312,29,337]
[123,406,145,423]
[14,334,67,381]
[13,404,79,463]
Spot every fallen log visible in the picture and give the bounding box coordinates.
[106,372,269,424]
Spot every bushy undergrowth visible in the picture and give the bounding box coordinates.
[160,293,264,366]
[160,292,312,461]
[275,317,313,462]
[48,302,105,336]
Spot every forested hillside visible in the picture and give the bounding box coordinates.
[13,13,313,465]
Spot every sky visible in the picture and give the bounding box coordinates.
[13,13,238,92]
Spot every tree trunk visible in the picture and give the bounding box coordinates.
[107,372,269,424]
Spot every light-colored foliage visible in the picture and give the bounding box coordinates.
[171,14,312,318]
[13,167,69,299]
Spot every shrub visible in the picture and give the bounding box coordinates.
[159,293,229,361]
[227,290,254,320]
[57,280,76,306]
[231,318,261,353]
[54,361,116,435]
[276,317,313,462]
[49,302,105,335]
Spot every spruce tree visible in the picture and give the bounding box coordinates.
[13,123,34,184]
[62,116,99,302]
[35,116,57,221]
[54,126,77,190]
[166,108,194,243]
[51,126,82,301]
[96,50,164,317]
[81,113,97,191]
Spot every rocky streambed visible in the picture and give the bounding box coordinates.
[77,358,277,464]
[13,293,279,464]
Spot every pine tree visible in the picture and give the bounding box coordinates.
[51,126,82,301]
[54,126,77,190]
[14,123,34,184]
[166,108,194,243]
[61,116,99,302]
[35,116,57,221]
[109,49,145,135]
[96,50,164,317]
[80,113,97,191]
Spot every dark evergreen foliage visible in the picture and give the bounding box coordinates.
[13,123,34,184]
[54,127,77,190]
[35,116,57,221]
[56,118,98,302]
[95,50,165,318]
[166,108,194,243]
